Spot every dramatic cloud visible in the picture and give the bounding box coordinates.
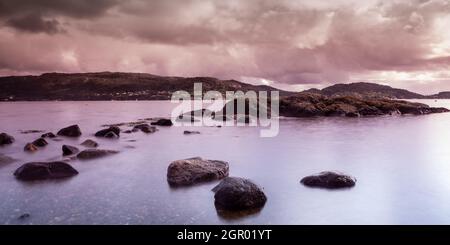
[0,0,450,93]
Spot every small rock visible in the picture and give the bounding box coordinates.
[183,130,201,135]
[123,130,133,134]
[20,130,44,134]
[104,131,119,139]
[151,118,173,126]
[32,138,48,147]
[62,145,79,156]
[167,157,229,186]
[57,125,82,137]
[133,124,157,133]
[24,143,38,152]
[212,177,267,211]
[14,161,78,181]
[95,126,120,137]
[77,149,119,160]
[18,213,30,220]
[80,139,98,148]
[41,132,56,138]
[0,133,15,145]
[300,171,356,189]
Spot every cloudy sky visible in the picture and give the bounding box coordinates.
[1,0,450,94]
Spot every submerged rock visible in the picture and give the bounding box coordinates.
[41,132,56,138]
[151,118,173,126]
[18,213,30,220]
[77,149,119,160]
[32,138,48,147]
[0,133,15,145]
[57,125,82,137]
[14,161,78,181]
[62,145,79,156]
[80,139,98,148]
[212,177,267,211]
[0,154,15,165]
[95,126,120,138]
[133,124,157,133]
[104,131,119,139]
[300,171,356,189]
[183,130,201,135]
[167,157,229,186]
[24,143,38,152]
[20,130,44,134]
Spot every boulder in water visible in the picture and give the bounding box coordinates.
[95,126,120,138]
[300,171,356,189]
[80,139,98,148]
[77,149,119,160]
[212,177,267,211]
[167,157,229,186]
[0,133,15,145]
[14,161,78,181]
[62,145,79,156]
[151,118,173,126]
[32,138,48,147]
[57,125,82,137]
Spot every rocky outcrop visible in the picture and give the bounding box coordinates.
[57,125,82,137]
[80,139,98,148]
[95,126,120,138]
[77,149,119,160]
[133,124,157,133]
[62,145,79,156]
[0,133,15,145]
[14,161,78,181]
[280,93,450,117]
[24,143,38,152]
[300,171,356,189]
[212,177,267,211]
[151,118,173,126]
[32,138,48,147]
[167,157,229,186]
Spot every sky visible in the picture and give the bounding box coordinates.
[1,0,450,94]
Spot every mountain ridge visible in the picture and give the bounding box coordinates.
[0,72,449,101]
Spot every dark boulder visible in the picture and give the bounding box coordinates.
[57,125,82,137]
[183,130,200,135]
[24,143,38,152]
[41,132,56,138]
[77,149,119,160]
[301,171,356,189]
[32,138,48,147]
[0,133,15,145]
[62,145,79,156]
[167,157,229,186]
[14,161,78,181]
[133,124,157,133]
[212,177,267,211]
[151,118,173,126]
[95,126,120,137]
[80,139,98,148]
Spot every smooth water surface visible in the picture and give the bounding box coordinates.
[1,100,450,224]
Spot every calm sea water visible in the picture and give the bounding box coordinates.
[1,99,450,224]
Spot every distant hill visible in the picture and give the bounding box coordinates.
[305,82,426,99]
[0,72,293,101]
[1,73,449,101]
